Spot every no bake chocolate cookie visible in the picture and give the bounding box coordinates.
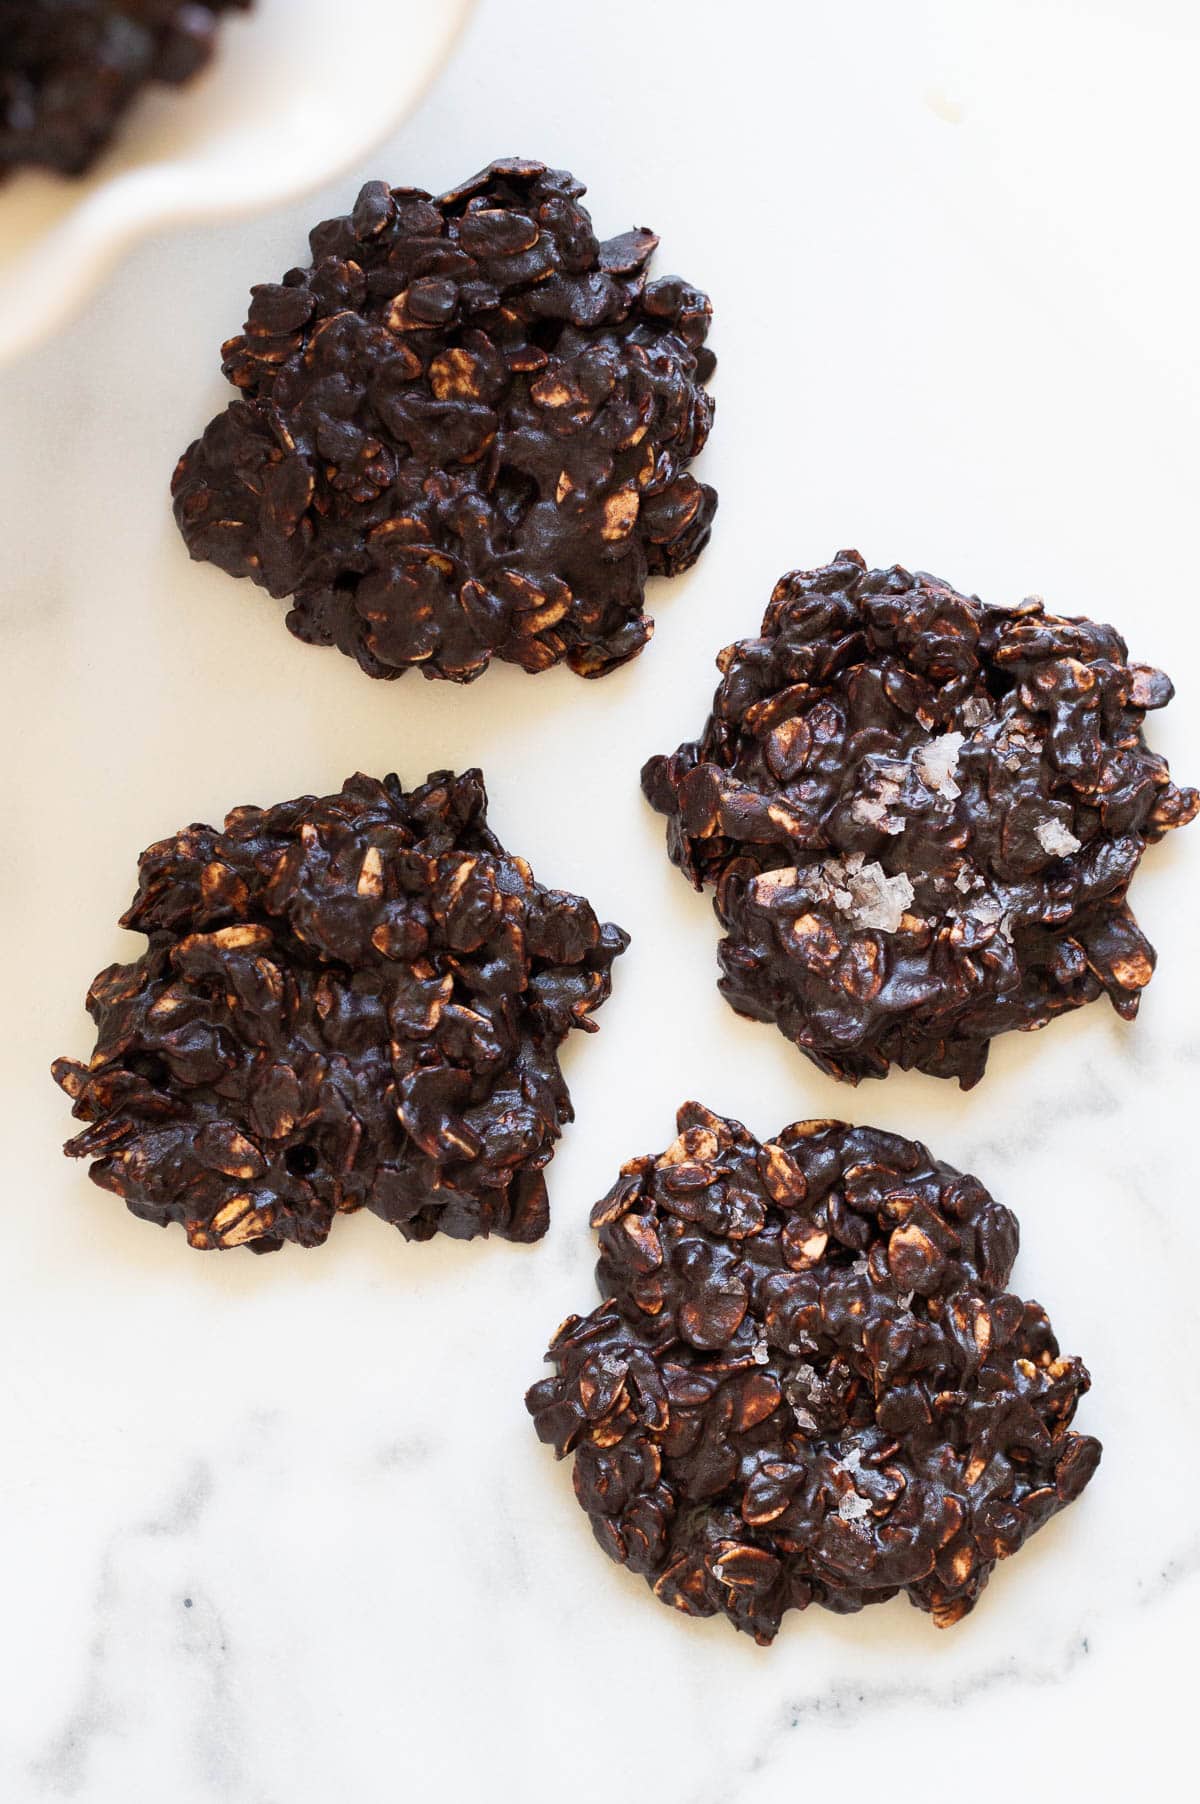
[54,770,628,1251]
[0,2,251,178]
[528,1102,1100,1641]
[173,158,716,682]
[643,551,1197,1086]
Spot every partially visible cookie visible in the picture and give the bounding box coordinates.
[53,770,628,1252]
[0,2,251,179]
[527,1102,1101,1642]
[643,551,1197,1086]
[172,158,716,683]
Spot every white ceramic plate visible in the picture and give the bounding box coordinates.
[0,0,475,362]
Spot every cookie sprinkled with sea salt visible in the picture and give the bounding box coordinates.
[642,550,1197,1087]
[527,1103,1101,1642]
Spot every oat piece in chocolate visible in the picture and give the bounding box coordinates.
[0,3,251,179]
[53,770,628,1252]
[172,158,716,683]
[527,1102,1100,1642]
[643,551,1198,1087]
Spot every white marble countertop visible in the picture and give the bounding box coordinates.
[3,3,1198,1800]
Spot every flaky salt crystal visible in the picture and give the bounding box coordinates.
[914,731,965,800]
[995,720,1042,774]
[842,858,915,933]
[820,853,912,930]
[838,1491,872,1523]
[966,895,1015,944]
[785,1363,820,1431]
[753,1340,770,1365]
[850,795,903,833]
[1035,818,1081,858]
[960,696,993,731]
[850,767,905,835]
[842,1448,863,1475]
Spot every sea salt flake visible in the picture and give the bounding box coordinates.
[960,695,993,731]
[842,1448,863,1476]
[965,894,1015,944]
[752,1340,770,1365]
[850,795,902,834]
[850,768,906,835]
[785,1365,828,1434]
[819,852,915,933]
[838,1491,872,1523]
[1035,818,1081,857]
[914,731,965,800]
[897,1290,914,1309]
[996,721,1040,771]
[848,863,915,933]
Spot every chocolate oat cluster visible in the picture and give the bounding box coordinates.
[0,1,251,179]
[53,770,627,1252]
[173,158,716,682]
[643,551,1198,1086]
[527,1102,1100,1642]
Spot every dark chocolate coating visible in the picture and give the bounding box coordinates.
[53,770,628,1252]
[173,158,716,683]
[643,551,1197,1086]
[527,1102,1101,1642]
